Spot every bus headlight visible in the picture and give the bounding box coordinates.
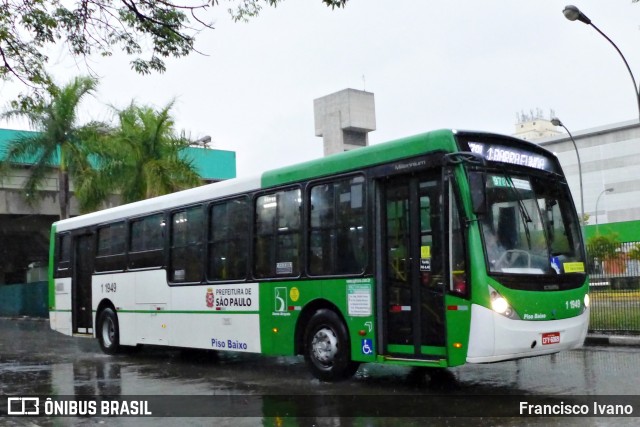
[491,295,509,313]
[489,286,519,319]
[584,294,590,308]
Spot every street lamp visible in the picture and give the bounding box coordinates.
[193,135,212,148]
[562,5,640,121]
[551,117,584,224]
[595,187,614,228]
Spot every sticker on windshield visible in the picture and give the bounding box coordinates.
[421,246,431,258]
[490,176,531,191]
[563,262,585,273]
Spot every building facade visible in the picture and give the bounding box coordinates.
[0,128,236,285]
[534,119,640,231]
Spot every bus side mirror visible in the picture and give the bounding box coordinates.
[469,172,487,215]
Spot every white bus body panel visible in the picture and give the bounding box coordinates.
[467,303,589,363]
[50,278,72,336]
[91,270,261,352]
[51,176,262,340]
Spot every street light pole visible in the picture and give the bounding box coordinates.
[595,187,614,230]
[551,117,584,224]
[562,5,640,121]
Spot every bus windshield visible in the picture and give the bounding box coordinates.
[480,173,584,276]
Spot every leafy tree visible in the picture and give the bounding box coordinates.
[0,0,348,108]
[586,232,621,261]
[0,76,103,219]
[629,244,640,261]
[581,213,590,226]
[229,0,347,22]
[93,101,202,207]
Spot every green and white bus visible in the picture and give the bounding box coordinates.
[49,129,589,381]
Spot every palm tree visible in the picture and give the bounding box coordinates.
[0,76,101,219]
[101,101,202,203]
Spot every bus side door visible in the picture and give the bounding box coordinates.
[72,233,94,334]
[379,172,447,359]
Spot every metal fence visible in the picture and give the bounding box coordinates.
[587,241,640,335]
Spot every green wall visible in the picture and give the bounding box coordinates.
[0,282,48,318]
[584,220,640,242]
[0,127,236,181]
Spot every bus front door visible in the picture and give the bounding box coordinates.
[72,234,94,334]
[381,174,446,359]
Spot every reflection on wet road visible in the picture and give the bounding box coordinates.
[1,318,638,426]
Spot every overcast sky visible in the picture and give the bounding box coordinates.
[1,0,639,177]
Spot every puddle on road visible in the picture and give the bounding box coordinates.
[2,319,640,426]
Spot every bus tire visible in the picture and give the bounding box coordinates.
[304,309,359,381]
[97,307,121,355]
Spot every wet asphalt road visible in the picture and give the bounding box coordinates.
[0,318,639,426]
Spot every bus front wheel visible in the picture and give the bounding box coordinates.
[304,309,359,381]
[97,307,121,355]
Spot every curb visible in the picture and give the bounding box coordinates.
[585,334,640,347]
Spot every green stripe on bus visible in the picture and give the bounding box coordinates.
[48,224,57,310]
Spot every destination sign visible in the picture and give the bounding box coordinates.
[468,141,553,172]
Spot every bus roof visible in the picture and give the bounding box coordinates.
[54,129,460,232]
[261,129,457,187]
[54,176,261,232]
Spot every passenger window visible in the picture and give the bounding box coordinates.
[208,197,249,281]
[95,222,126,272]
[309,176,366,275]
[56,233,71,273]
[450,191,467,296]
[255,188,301,278]
[129,214,165,269]
[97,222,125,257]
[170,206,204,282]
[130,214,164,252]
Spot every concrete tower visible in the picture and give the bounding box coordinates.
[314,89,376,156]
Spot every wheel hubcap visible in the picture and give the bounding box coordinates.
[102,318,115,347]
[311,327,338,366]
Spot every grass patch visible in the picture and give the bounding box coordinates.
[589,304,640,333]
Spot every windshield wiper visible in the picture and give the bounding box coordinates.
[505,175,533,250]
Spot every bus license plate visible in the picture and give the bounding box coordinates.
[542,332,560,345]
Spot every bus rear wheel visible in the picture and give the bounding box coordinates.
[304,309,359,381]
[97,307,121,355]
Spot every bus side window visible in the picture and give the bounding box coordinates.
[450,193,467,296]
[309,176,366,276]
[95,222,126,272]
[208,197,249,281]
[129,213,165,269]
[170,206,204,283]
[254,188,302,278]
[56,233,71,275]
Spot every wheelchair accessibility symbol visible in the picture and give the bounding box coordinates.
[361,339,373,355]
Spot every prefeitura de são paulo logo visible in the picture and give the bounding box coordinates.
[206,288,214,308]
